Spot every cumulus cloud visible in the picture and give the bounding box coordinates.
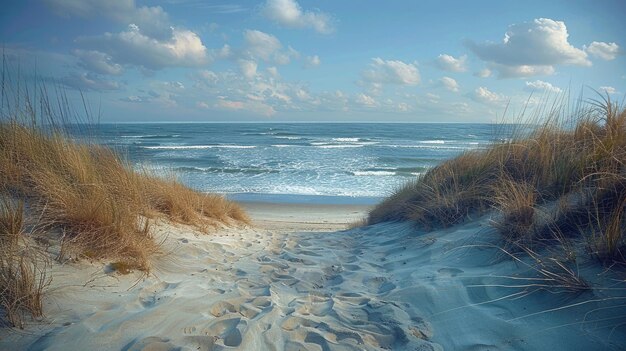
[435,54,467,72]
[60,72,121,91]
[45,0,172,40]
[266,66,280,78]
[468,18,590,78]
[355,93,378,107]
[439,77,460,92]
[242,30,299,65]
[216,97,276,116]
[244,30,282,61]
[468,87,507,105]
[524,80,562,93]
[238,59,258,80]
[196,101,210,109]
[78,24,209,70]
[599,86,617,94]
[304,55,321,68]
[363,58,420,86]
[73,49,123,75]
[475,68,492,78]
[491,64,555,78]
[261,0,334,34]
[585,42,620,60]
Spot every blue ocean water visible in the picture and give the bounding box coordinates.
[84,123,502,203]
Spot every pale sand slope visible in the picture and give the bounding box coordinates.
[1,204,624,350]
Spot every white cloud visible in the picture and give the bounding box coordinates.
[524,80,562,93]
[243,30,299,65]
[304,55,321,68]
[585,42,620,61]
[266,66,280,78]
[397,102,411,112]
[216,98,276,116]
[469,87,507,105]
[78,24,209,70]
[435,54,467,72]
[244,30,282,61]
[197,70,219,85]
[61,72,121,91]
[73,49,123,75]
[196,101,210,109]
[45,0,172,40]
[599,86,617,94]
[238,59,258,80]
[475,68,492,78]
[363,58,420,86]
[468,18,590,78]
[355,93,377,107]
[491,63,555,78]
[439,77,460,92]
[261,0,334,34]
[426,93,440,103]
[217,44,233,59]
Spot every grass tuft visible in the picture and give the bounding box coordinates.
[369,98,626,266]
[0,62,248,327]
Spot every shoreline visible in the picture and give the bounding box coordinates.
[240,200,372,232]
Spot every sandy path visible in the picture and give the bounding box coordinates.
[1,204,624,350]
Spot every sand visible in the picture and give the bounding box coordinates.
[1,202,624,350]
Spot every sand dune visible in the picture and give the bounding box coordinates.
[1,205,624,350]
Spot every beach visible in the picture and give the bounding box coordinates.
[2,199,623,351]
[2,1,625,349]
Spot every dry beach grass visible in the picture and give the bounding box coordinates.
[369,97,626,266]
[0,72,248,327]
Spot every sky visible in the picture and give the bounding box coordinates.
[1,0,624,122]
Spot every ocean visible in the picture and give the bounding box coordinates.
[81,123,504,204]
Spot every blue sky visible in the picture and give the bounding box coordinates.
[1,0,624,122]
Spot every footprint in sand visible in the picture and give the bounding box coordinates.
[137,282,176,308]
[201,317,246,347]
[123,336,177,351]
[294,293,334,317]
[363,276,397,294]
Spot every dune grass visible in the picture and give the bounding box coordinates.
[0,122,249,269]
[0,67,248,327]
[0,194,49,328]
[369,98,626,266]
[0,121,248,327]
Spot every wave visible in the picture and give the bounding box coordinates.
[271,144,295,148]
[175,166,278,175]
[332,137,360,142]
[419,140,446,144]
[121,134,179,139]
[315,144,366,149]
[274,136,303,140]
[350,166,428,177]
[352,171,396,176]
[382,144,470,150]
[144,145,256,150]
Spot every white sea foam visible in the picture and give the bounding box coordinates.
[332,137,360,142]
[419,140,446,144]
[315,144,365,149]
[383,144,467,150]
[121,135,158,138]
[352,171,396,176]
[274,136,302,140]
[271,144,294,148]
[144,145,256,150]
